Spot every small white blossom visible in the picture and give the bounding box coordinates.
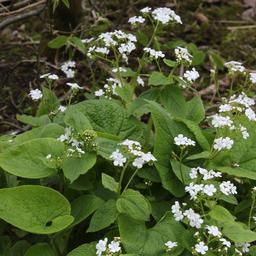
[245,108,256,121]
[219,104,232,113]
[220,238,231,248]
[67,82,83,90]
[184,208,203,229]
[95,89,105,97]
[152,7,182,24]
[29,89,43,101]
[110,149,127,167]
[171,201,184,221]
[220,181,237,195]
[206,225,221,237]
[183,68,200,82]
[58,105,67,112]
[250,73,256,84]
[165,241,177,251]
[174,47,192,64]
[61,61,76,78]
[128,16,145,24]
[143,47,165,59]
[240,125,249,139]
[236,242,250,253]
[137,76,145,86]
[195,241,208,255]
[225,61,245,73]
[46,154,52,159]
[140,7,152,13]
[213,137,234,151]
[108,240,121,253]
[174,134,196,147]
[96,238,108,256]
[185,183,203,200]
[211,114,233,128]
[203,184,217,196]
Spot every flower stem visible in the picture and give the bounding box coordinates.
[248,192,256,229]
[123,168,139,192]
[118,161,130,195]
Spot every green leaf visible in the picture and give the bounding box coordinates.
[67,242,96,256]
[185,96,205,123]
[187,43,206,66]
[119,212,185,256]
[216,166,256,180]
[48,35,68,49]
[64,109,92,132]
[170,160,191,184]
[148,72,172,86]
[25,243,56,256]
[37,87,59,116]
[71,195,104,227]
[16,114,50,127]
[0,185,73,234]
[68,99,143,140]
[186,151,210,160]
[102,173,119,193]
[163,59,177,67]
[69,36,86,53]
[209,205,236,225]
[14,123,64,144]
[87,199,118,232]
[61,0,70,8]
[149,101,186,197]
[62,152,96,182]
[223,222,256,243]
[0,138,64,179]
[208,50,225,70]
[116,189,151,221]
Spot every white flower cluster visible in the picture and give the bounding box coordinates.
[96,237,122,256]
[128,16,145,25]
[183,68,200,83]
[136,76,145,86]
[58,128,85,157]
[110,139,156,169]
[213,137,234,151]
[250,73,256,84]
[67,82,83,90]
[172,201,204,229]
[95,77,122,98]
[29,89,43,101]
[150,7,182,24]
[174,46,192,64]
[86,30,137,62]
[174,134,196,147]
[40,73,59,80]
[165,241,177,252]
[186,166,237,200]
[61,60,76,78]
[211,114,234,129]
[194,241,208,255]
[143,47,165,59]
[224,61,245,74]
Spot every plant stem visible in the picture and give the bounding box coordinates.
[248,193,256,229]
[123,168,139,192]
[118,161,130,195]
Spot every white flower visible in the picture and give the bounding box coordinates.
[171,201,184,221]
[40,73,59,80]
[225,61,245,73]
[141,152,156,162]
[108,240,121,253]
[183,68,200,82]
[67,82,83,90]
[220,238,231,248]
[245,108,256,121]
[128,16,145,24]
[29,89,43,101]
[229,92,255,108]
[190,168,198,179]
[152,7,182,24]
[61,61,76,78]
[211,114,233,128]
[236,242,250,253]
[110,149,127,167]
[143,47,165,59]
[250,73,256,84]
[132,157,145,169]
[220,181,237,195]
[240,125,249,139]
[140,7,152,13]
[174,47,192,63]
[95,47,110,55]
[195,241,208,255]
[185,183,203,199]
[184,208,203,229]
[81,37,94,43]
[219,104,232,112]
[203,184,217,196]
[46,154,52,159]
[137,76,144,86]
[174,134,196,147]
[206,225,221,237]
[112,67,127,73]
[95,89,105,97]
[213,137,234,151]
[165,241,177,251]
[58,105,67,112]
[96,238,108,256]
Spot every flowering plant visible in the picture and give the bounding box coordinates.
[1,5,256,256]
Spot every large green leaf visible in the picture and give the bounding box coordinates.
[67,242,96,256]
[0,185,73,234]
[149,101,186,197]
[87,199,118,232]
[62,152,96,182]
[116,189,151,221]
[185,96,205,123]
[24,243,56,256]
[0,138,65,178]
[68,99,143,140]
[71,195,104,227]
[119,212,185,256]
[102,173,119,193]
[148,72,172,86]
